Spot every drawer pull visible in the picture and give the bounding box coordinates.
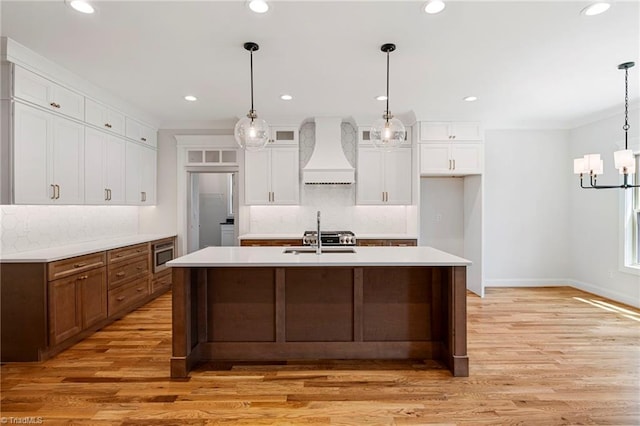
[74,262,87,268]
[115,254,122,258]
[116,272,126,277]
[116,296,125,302]
[104,123,112,128]
[137,266,143,270]
[49,102,61,108]
[136,287,144,292]
[77,275,88,280]
[141,137,147,142]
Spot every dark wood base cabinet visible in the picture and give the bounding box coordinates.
[171,265,468,378]
[0,238,174,362]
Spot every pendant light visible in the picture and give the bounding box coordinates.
[234,42,269,151]
[370,43,406,150]
[573,62,639,189]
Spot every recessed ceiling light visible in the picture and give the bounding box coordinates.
[280,94,293,101]
[68,0,94,14]
[581,2,611,16]
[424,0,445,14]
[184,95,197,102]
[375,95,388,101]
[248,0,269,14]
[463,96,478,102]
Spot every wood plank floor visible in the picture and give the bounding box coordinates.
[1,287,639,425]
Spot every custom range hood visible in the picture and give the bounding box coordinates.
[302,117,355,184]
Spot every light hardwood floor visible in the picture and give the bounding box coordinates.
[1,287,639,425]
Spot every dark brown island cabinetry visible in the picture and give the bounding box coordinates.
[0,237,175,362]
[357,239,417,246]
[240,239,302,246]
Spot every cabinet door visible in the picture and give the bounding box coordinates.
[451,144,483,174]
[244,149,271,204]
[13,103,51,204]
[105,136,126,204]
[269,127,298,146]
[125,142,142,204]
[84,127,109,204]
[51,85,84,121]
[85,98,125,135]
[384,148,412,204]
[50,116,84,204]
[419,144,451,175]
[419,122,450,141]
[80,267,107,329]
[139,146,156,204]
[48,277,82,346]
[125,117,156,147]
[270,148,299,204]
[449,122,482,141]
[356,148,385,204]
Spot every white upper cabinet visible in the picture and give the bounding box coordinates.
[419,143,483,176]
[419,122,482,141]
[125,142,156,205]
[13,66,84,121]
[245,146,299,205]
[85,98,125,136]
[268,127,298,146]
[13,102,84,204]
[358,126,412,147]
[125,117,157,148]
[84,127,126,204]
[357,146,412,205]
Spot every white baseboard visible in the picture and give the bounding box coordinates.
[484,278,571,287]
[484,278,640,308]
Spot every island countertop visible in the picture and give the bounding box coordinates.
[167,245,471,268]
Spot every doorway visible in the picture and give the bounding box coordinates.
[187,171,238,253]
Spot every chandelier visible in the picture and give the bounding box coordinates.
[573,62,638,189]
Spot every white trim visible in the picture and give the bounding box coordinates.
[567,279,640,309]
[484,278,572,287]
[484,278,640,308]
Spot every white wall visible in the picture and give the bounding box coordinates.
[483,129,571,284]
[568,109,640,307]
[419,177,465,256]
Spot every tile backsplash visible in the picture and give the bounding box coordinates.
[248,121,413,235]
[0,205,138,254]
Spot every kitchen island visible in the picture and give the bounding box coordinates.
[168,246,471,378]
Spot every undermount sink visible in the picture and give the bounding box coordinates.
[283,247,356,254]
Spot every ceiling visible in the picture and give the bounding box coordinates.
[1,1,639,129]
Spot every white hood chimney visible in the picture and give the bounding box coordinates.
[302,117,355,184]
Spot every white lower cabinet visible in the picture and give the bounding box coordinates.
[125,142,156,205]
[13,102,84,204]
[357,147,412,205]
[84,127,126,204]
[419,143,483,176]
[245,147,299,205]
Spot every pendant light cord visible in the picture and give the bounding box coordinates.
[385,49,390,122]
[250,49,255,118]
[623,66,629,150]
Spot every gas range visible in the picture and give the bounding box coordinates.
[302,231,356,246]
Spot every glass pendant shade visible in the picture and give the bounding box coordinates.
[370,116,406,150]
[234,116,269,151]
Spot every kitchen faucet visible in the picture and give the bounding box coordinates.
[316,210,322,255]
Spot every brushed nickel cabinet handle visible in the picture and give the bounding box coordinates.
[136,287,144,292]
[49,102,60,108]
[74,262,87,268]
[108,189,112,201]
[117,296,125,302]
[105,189,109,201]
[453,159,456,170]
[105,123,112,128]
[51,184,56,199]
[116,272,126,278]
[141,137,147,142]
[55,184,60,199]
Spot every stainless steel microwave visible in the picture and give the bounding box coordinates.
[153,241,174,273]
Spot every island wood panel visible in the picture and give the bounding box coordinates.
[171,264,468,377]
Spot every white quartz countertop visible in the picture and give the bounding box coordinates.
[167,246,470,267]
[0,234,176,263]
[237,233,418,240]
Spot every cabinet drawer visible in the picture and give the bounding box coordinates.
[108,255,149,289]
[48,252,106,281]
[386,239,417,246]
[108,243,149,264]
[151,270,172,294]
[108,278,149,317]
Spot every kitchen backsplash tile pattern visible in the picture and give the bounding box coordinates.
[0,205,138,254]
[248,121,410,235]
